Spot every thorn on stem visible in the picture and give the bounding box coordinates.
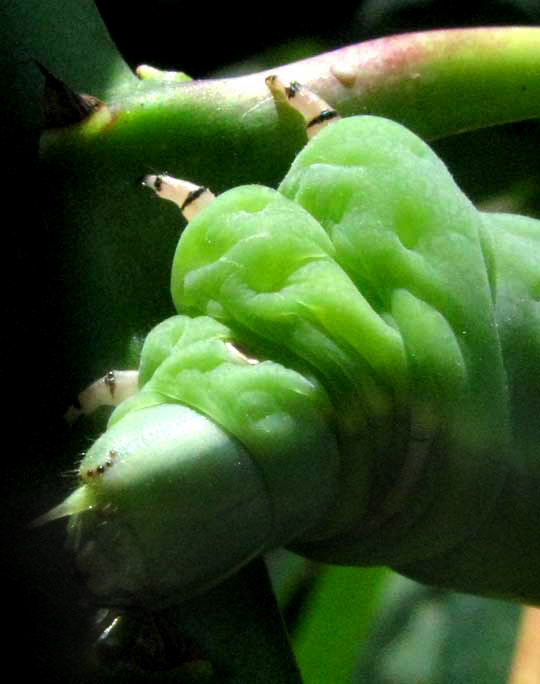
[35,61,105,129]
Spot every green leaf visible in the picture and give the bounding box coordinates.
[354,575,521,684]
[293,566,388,684]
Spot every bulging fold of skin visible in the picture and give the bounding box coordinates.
[46,116,540,607]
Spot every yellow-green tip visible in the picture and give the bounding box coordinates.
[30,485,95,528]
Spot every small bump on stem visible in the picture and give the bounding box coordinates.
[135,64,192,83]
[330,61,358,88]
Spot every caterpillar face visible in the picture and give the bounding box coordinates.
[66,403,281,605]
[43,78,540,607]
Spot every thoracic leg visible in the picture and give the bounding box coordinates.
[265,74,340,138]
[142,175,215,221]
[65,370,139,422]
[142,75,339,223]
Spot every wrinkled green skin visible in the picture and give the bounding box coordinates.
[71,116,540,608]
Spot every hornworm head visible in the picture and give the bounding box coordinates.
[43,403,275,608]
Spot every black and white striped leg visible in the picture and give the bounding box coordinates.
[265,74,340,138]
[142,175,215,221]
[65,370,139,423]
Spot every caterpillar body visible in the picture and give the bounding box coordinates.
[44,78,540,608]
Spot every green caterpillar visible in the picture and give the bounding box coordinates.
[44,83,540,609]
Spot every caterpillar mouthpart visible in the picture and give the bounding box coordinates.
[31,486,95,528]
